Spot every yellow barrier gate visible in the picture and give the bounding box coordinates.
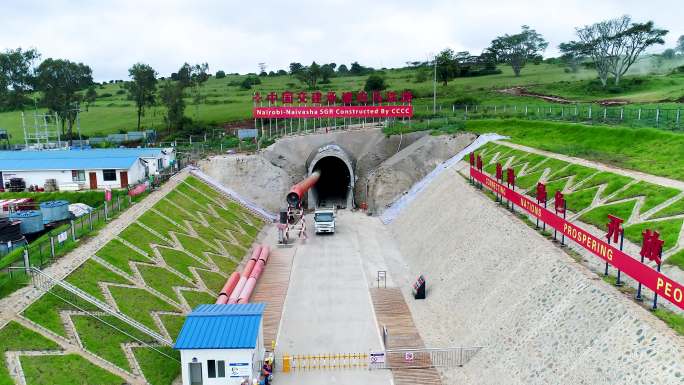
[280,353,370,372]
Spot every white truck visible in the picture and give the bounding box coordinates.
[314,208,336,234]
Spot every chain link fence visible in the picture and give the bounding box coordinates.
[413,103,683,130]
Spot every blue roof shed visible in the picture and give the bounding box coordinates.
[0,148,164,171]
[174,303,265,350]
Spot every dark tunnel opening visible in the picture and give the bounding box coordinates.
[311,156,351,208]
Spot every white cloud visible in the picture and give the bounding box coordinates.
[1,0,681,81]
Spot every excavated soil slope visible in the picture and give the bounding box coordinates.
[200,129,470,212]
[366,133,475,214]
[388,166,684,385]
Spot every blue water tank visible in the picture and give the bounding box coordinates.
[0,237,27,255]
[39,200,71,224]
[9,210,45,234]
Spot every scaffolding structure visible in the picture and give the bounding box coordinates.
[22,111,64,149]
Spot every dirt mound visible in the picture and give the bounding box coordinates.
[498,86,629,106]
[199,154,291,212]
[366,133,476,214]
[498,86,574,104]
[387,166,684,385]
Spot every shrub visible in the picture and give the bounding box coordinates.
[215,70,226,79]
[364,74,387,92]
[99,93,113,98]
[453,96,480,106]
[115,89,126,95]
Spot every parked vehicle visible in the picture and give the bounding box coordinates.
[314,208,336,234]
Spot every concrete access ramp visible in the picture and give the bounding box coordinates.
[387,165,684,385]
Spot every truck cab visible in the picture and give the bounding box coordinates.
[314,208,336,234]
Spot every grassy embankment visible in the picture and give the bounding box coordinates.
[0,176,264,384]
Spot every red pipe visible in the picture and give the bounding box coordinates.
[215,271,240,304]
[239,245,271,303]
[286,171,320,207]
[237,277,257,303]
[226,245,262,303]
[258,245,270,264]
[228,276,247,304]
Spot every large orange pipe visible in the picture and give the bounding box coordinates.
[286,171,320,207]
[237,278,257,303]
[215,272,240,304]
[227,245,262,303]
[258,245,270,265]
[238,245,270,303]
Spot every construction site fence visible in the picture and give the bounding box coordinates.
[2,195,132,275]
[417,103,683,130]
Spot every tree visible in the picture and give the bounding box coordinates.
[177,63,192,87]
[125,63,157,130]
[435,48,456,85]
[276,69,287,76]
[566,16,667,86]
[34,58,93,139]
[337,64,349,75]
[84,86,97,110]
[676,35,684,54]
[295,62,322,89]
[215,70,226,78]
[488,25,548,76]
[363,74,387,92]
[661,49,676,60]
[0,47,40,110]
[350,61,369,75]
[289,62,303,75]
[320,64,335,84]
[558,42,585,73]
[159,80,185,132]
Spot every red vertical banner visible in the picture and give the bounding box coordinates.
[469,167,684,311]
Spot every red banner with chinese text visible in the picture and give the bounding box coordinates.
[470,167,684,310]
[252,105,413,119]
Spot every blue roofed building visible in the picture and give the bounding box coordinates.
[0,148,174,190]
[175,303,266,385]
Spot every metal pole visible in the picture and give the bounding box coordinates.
[433,54,437,115]
[615,231,624,286]
[652,260,661,310]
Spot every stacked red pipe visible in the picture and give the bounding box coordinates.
[215,244,270,305]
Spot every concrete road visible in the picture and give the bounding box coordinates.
[274,210,392,384]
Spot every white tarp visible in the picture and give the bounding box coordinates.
[380,133,508,224]
[189,168,277,222]
[68,203,92,218]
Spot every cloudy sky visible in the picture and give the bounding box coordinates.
[2,0,682,82]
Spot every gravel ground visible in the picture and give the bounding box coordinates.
[386,165,684,385]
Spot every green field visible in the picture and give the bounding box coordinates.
[2,175,264,384]
[2,60,682,144]
[465,119,684,181]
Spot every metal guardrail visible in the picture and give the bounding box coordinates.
[371,346,483,370]
[14,266,172,346]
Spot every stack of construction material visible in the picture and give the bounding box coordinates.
[215,244,270,305]
[44,179,58,192]
[8,178,26,192]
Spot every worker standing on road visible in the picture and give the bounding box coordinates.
[262,358,272,384]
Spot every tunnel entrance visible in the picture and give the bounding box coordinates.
[311,156,351,208]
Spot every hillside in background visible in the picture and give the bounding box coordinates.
[1,59,683,144]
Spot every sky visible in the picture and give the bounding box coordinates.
[2,0,682,82]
